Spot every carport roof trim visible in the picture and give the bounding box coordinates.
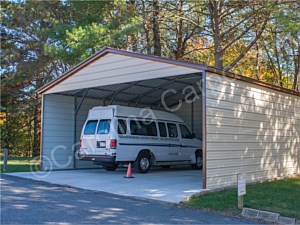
[37,47,300,97]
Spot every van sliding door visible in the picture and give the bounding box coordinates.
[166,123,181,161]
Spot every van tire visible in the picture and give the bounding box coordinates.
[104,164,118,171]
[134,152,151,173]
[192,151,203,170]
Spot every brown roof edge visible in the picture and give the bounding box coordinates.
[37,46,300,97]
[206,67,300,97]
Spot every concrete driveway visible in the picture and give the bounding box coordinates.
[1,175,259,224]
[8,167,203,203]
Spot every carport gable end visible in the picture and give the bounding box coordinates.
[37,47,205,95]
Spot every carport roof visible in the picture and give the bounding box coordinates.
[37,47,300,97]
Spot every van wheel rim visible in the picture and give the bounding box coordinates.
[140,158,149,170]
[197,156,202,167]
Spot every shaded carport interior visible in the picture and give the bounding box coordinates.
[39,48,205,189]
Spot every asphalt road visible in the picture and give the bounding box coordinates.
[1,174,260,224]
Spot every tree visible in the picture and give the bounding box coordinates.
[276,1,300,91]
[190,0,271,70]
[1,1,71,156]
[46,1,141,64]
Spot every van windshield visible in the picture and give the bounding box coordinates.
[97,120,111,134]
[84,120,98,134]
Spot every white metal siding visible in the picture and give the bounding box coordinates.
[42,94,74,170]
[45,53,200,94]
[205,72,300,189]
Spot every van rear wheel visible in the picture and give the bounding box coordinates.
[104,164,118,171]
[134,152,151,173]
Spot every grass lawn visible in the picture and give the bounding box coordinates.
[182,176,300,219]
[0,156,40,173]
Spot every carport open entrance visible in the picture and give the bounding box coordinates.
[65,73,202,160]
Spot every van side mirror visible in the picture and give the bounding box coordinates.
[192,133,196,138]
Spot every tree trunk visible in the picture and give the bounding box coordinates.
[141,0,151,55]
[208,0,224,69]
[132,35,138,52]
[125,36,131,51]
[32,93,41,157]
[255,43,260,80]
[152,0,161,56]
[175,0,184,60]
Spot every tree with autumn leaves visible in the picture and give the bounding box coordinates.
[1,0,299,156]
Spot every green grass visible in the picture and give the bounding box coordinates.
[0,156,40,173]
[182,176,300,219]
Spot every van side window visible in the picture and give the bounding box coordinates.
[97,120,111,134]
[158,122,167,137]
[118,119,127,134]
[130,120,157,136]
[84,120,98,134]
[179,124,193,139]
[167,123,178,138]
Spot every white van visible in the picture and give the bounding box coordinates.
[78,105,202,173]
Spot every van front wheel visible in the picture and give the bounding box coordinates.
[134,152,151,173]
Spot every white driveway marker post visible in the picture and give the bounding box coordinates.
[237,173,246,209]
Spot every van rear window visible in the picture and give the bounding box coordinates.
[130,120,157,136]
[97,120,111,134]
[84,120,98,134]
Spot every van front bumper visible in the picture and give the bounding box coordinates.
[78,154,116,164]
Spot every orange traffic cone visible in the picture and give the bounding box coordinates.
[124,162,134,178]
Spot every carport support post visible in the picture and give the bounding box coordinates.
[202,71,207,189]
[73,89,89,169]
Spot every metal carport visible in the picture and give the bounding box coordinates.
[38,47,300,190]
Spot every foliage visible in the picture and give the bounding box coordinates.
[0,0,299,156]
